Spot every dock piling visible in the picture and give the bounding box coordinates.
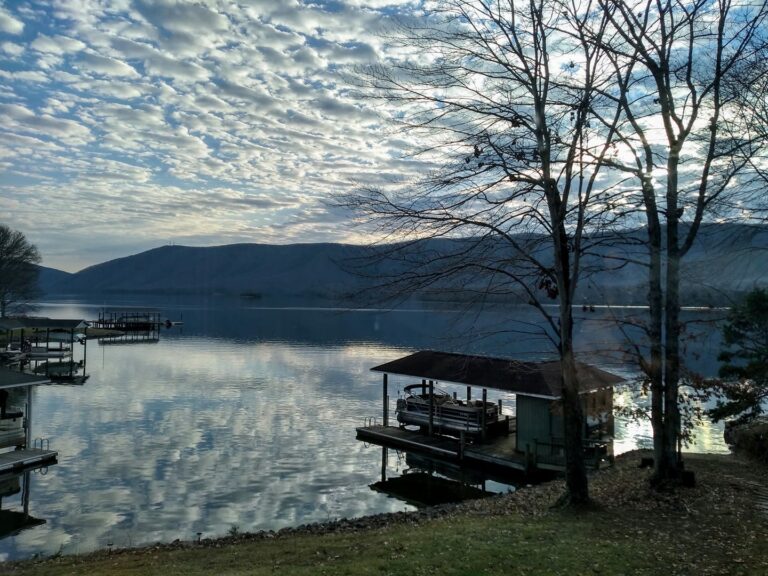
[481,388,487,442]
[428,380,434,437]
[382,374,388,426]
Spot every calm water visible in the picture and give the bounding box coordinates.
[0,298,729,560]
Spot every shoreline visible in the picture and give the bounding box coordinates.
[7,450,768,575]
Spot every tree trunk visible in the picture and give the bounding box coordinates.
[561,328,589,504]
[656,148,684,482]
[552,208,589,504]
[647,216,667,481]
[662,176,683,479]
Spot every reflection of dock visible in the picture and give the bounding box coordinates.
[98,333,159,345]
[0,467,50,539]
[371,471,488,507]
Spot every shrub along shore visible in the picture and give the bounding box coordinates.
[6,451,768,576]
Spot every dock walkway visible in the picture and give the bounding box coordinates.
[0,449,57,474]
[357,425,542,473]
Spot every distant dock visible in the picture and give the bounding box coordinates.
[90,308,163,331]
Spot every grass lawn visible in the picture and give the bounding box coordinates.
[6,453,768,576]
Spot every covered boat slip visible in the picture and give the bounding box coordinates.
[357,350,622,474]
[0,317,89,381]
[0,369,57,475]
[0,318,89,346]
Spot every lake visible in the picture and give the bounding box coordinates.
[0,297,730,561]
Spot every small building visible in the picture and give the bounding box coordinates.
[358,350,623,473]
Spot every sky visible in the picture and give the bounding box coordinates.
[0,0,426,272]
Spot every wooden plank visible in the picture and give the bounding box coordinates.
[357,426,458,458]
[357,425,543,473]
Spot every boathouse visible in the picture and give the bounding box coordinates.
[0,368,57,475]
[0,317,89,381]
[357,350,623,473]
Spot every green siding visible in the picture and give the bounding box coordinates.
[516,395,554,451]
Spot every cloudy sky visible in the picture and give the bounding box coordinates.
[0,0,425,272]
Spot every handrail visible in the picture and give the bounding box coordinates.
[33,437,50,451]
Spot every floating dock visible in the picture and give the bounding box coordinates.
[0,449,57,475]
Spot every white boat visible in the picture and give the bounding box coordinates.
[396,383,499,436]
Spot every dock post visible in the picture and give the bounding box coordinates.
[422,379,426,396]
[25,385,32,449]
[481,388,487,442]
[69,329,75,377]
[459,431,465,461]
[381,447,387,482]
[428,380,434,437]
[466,386,471,403]
[382,374,388,426]
[498,399,502,413]
[82,330,87,372]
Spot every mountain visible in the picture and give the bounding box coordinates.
[46,243,371,299]
[36,265,74,295]
[42,224,768,305]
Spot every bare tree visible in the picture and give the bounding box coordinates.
[584,0,768,483]
[0,224,41,318]
[343,0,626,504]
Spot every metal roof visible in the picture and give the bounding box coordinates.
[371,350,623,399]
[0,367,51,389]
[0,317,88,331]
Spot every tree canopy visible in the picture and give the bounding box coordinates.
[0,224,41,318]
[344,0,768,489]
[709,288,768,424]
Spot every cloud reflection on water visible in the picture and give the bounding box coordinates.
[0,301,730,560]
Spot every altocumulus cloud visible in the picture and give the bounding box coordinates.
[0,0,423,271]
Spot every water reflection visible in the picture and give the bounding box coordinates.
[0,471,46,542]
[0,298,730,561]
[371,448,521,508]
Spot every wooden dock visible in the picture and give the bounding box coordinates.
[357,425,540,473]
[0,449,57,474]
[356,425,610,474]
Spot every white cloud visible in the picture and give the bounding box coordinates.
[0,0,428,271]
[77,52,138,77]
[0,5,23,35]
[1,41,23,56]
[30,33,87,54]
